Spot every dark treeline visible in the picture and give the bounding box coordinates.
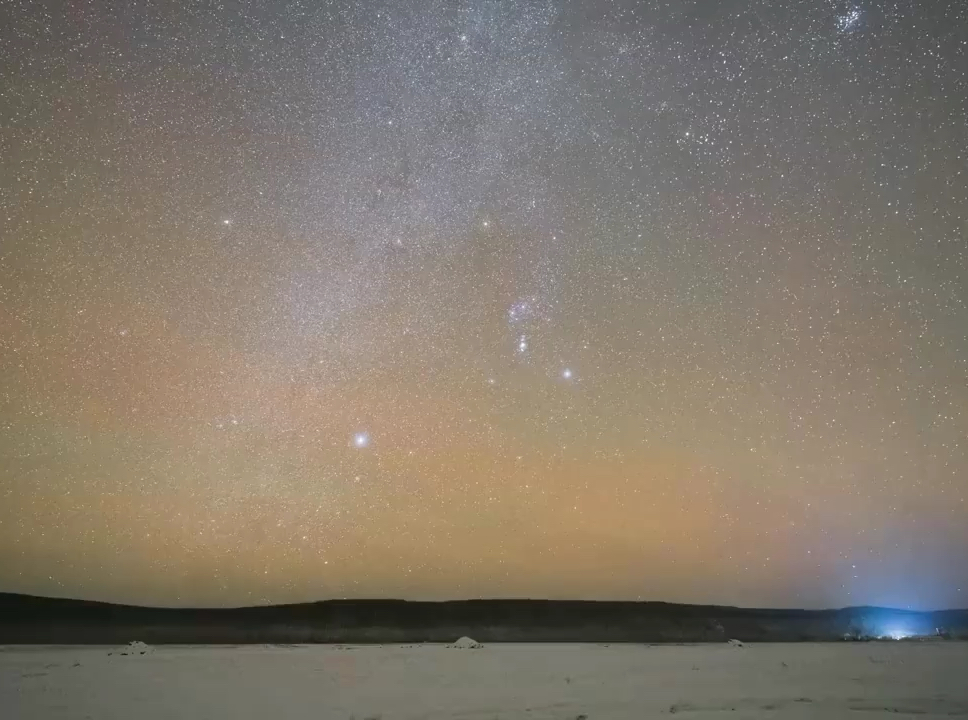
[2,593,966,644]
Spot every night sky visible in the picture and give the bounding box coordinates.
[2,0,966,611]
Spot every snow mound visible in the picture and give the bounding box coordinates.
[448,636,483,649]
[111,641,153,656]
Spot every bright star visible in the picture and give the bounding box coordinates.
[353,433,369,448]
[222,219,232,225]
[562,368,573,380]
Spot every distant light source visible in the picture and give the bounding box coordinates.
[353,433,369,448]
[883,627,912,640]
[562,368,573,380]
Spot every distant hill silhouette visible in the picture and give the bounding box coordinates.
[1,592,965,644]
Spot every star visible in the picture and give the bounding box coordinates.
[353,433,370,448]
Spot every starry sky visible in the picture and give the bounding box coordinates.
[1,0,966,611]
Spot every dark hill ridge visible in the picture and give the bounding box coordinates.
[1,593,966,644]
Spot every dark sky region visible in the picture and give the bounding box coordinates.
[1,0,966,611]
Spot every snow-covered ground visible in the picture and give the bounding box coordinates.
[3,641,967,718]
